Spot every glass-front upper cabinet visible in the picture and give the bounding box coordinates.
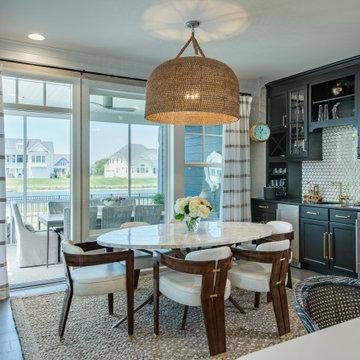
[288,87,307,158]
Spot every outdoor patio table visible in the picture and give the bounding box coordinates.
[38,213,64,267]
[97,221,273,354]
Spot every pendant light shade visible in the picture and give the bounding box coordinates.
[145,21,240,126]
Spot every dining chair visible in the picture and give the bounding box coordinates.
[134,204,162,224]
[228,240,291,337]
[295,276,360,333]
[119,221,172,288]
[59,240,134,339]
[237,220,294,294]
[12,202,59,267]
[89,206,98,230]
[153,246,232,357]
[101,205,133,229]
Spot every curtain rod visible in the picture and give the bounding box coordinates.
[0,57,252,96]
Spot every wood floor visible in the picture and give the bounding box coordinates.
[0,267,319,359]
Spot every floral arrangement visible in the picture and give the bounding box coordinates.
[101,194,126,206]
[174,196,212,231]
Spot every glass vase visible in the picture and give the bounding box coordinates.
[186,217,201,232]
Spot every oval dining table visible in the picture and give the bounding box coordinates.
[97,221,274,355]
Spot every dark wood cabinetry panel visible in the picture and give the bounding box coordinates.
[329,223,356,275]
[301,219,329,269]
[251,200,277,224]
[268,89,287,131]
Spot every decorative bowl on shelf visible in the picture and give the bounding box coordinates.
[331,83,343,97]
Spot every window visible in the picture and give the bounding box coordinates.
[31,155,35,163]
[89,91,165,231]
[16,143,23,151]
[17,155,23,163]
[184,125,223,220]
[41,156,46,163]
[36,155,41,163]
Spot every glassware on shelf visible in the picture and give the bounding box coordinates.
[324,104,329,121]
[318,105,323,122]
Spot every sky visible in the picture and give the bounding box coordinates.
[4,114,160,165]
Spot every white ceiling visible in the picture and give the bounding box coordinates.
[1,0,360,82]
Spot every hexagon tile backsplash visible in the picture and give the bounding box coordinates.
[302,125,359,202]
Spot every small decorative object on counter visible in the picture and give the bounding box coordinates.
[331,82,343,97]
[264,186,276,200]
[324,104,329,121]
[101,194,126,206]
[174,196,212,232]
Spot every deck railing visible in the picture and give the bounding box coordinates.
[6,192,157,244]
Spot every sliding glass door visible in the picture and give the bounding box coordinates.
[3,74,73,286]
[83,82,167,237]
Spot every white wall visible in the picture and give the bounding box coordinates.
[249,87,267,198]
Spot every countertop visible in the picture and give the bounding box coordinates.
[238,317,360,360]
[252,197,360,211]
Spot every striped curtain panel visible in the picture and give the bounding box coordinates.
[0,65,9,299]
[221,95,253,222]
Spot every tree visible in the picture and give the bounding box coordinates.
[93,158,109,176]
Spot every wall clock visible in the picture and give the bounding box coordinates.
[249,86,270,143]
[250,122,270,142]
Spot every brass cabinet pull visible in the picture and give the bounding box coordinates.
[282,115,287,128]
[258,205,269,209]
[323,232,328,259]
[302,139,307,152]
[335,214,351,219]
[306,211,320,215]
[328,232,333,260]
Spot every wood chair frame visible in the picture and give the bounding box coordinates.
[59,242,134,339]
[153,251,232,357]
[230,246,290,337]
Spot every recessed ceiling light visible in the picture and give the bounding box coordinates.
[28,33,45,41]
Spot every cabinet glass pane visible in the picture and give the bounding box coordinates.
[289,89,305,155]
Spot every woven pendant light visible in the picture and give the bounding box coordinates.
[145,21,240,126]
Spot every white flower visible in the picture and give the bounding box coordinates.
[175,196,212,219]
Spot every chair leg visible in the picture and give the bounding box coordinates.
[279,284,291,334]
[134,269,140,289]
[201,298,219,357]
[108,293,113,314]
[181,306,188,330]
[228,296,245,314]
[270,285,286,337]
[58,287,73,339]
[267,292,272,303]
[213,296,226,355]
[286,266,293,289]
[154,282,160,336]
[254,292,260,309]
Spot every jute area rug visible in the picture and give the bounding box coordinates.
[11,275,306,360]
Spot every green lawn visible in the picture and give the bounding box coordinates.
[6,176,157,192]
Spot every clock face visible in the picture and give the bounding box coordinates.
[253,124,270,142]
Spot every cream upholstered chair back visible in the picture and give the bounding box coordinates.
[256,239,290,252]
[120,221,150,229]
[185,246,232,262]
[267,221,293,235]
[61,239,84,254]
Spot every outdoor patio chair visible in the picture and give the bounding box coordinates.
[48,201,70,214]
[134,204,162,224]
[101,205,133,229]
[295,276,360,333]
[12,202,58,267]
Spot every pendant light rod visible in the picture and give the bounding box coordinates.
[176,20,205,58]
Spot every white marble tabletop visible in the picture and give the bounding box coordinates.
[97,221,273,249]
